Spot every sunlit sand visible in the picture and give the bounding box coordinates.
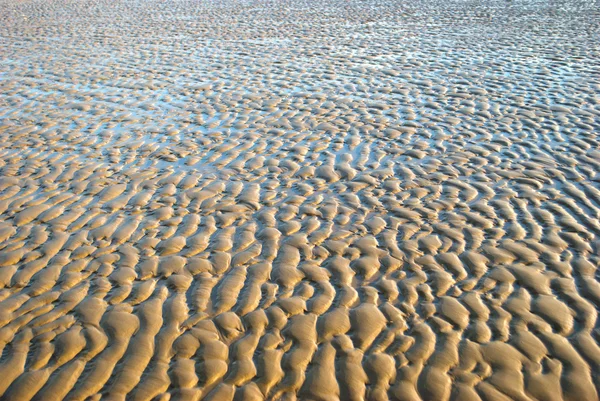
[0,0,599,400]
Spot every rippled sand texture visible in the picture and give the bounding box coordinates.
[1,0,600,400]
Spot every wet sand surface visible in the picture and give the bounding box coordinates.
[0,0,600,400]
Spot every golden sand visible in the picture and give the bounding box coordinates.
[0,0,599,400]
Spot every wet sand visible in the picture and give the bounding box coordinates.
[0,0,599,400]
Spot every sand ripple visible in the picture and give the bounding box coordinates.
[0,0,599,400]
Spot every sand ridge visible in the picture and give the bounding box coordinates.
[0,0,600,400]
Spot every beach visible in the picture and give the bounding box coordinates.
[0,0,599,399]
